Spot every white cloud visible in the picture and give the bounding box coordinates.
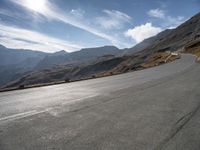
[96,10,131,29]
[148,8,165,19]
[10,0,122,47]
[125,23,162,43]
[0,8,46,23]
[147,8,185,29]
[0,23,83,52]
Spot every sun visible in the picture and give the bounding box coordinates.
[23,0,47,13]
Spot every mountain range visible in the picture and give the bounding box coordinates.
[1,12,200,89]
[0,45,121,86]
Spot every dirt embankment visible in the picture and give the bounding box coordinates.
[95,51,180,78]
[184,40,200,62]
[141,52,180,68]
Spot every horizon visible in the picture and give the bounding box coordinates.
[0,43,122,54]
[0,0,199,52]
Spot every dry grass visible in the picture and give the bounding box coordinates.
[185,40,200,62]
[193,47,200,57]
[187,47,200,57]
[141,52,180,68]
[94,52,180,78]
[194,48,200,62]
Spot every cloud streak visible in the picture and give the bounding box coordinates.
[147,8,185,28]
[0,23,83,52]
[96,10,131,29]
[148,8,165,19]
[10,0,122,46]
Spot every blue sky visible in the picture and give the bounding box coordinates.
[0,0,199,52]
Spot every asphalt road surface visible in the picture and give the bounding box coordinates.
[0,54,200,150]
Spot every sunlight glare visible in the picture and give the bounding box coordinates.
[23,0,47,13]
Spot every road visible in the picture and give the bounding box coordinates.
[0,54,200,150]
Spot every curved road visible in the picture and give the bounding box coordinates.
[0,54,200,150]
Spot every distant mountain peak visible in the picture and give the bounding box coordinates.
[52,50,68,56]
[80,45,119,51]
[0,44,6,48]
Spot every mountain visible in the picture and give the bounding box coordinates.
[1,12,200,89]
[35,46,121,70]
[70,46,121,60]
[126,12,200,55]
[125,29,172,54]
[123,12,200,57]
[0,45,121,87]
[0,45,48,85]
[0,45,47,66]
[35,50,71,70]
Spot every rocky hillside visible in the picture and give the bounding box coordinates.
[185,39,200,61]
[0,45,121,87]
[35,46,121,70]
[0,45,48,85]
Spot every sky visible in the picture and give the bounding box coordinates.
[0,0,199,52]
